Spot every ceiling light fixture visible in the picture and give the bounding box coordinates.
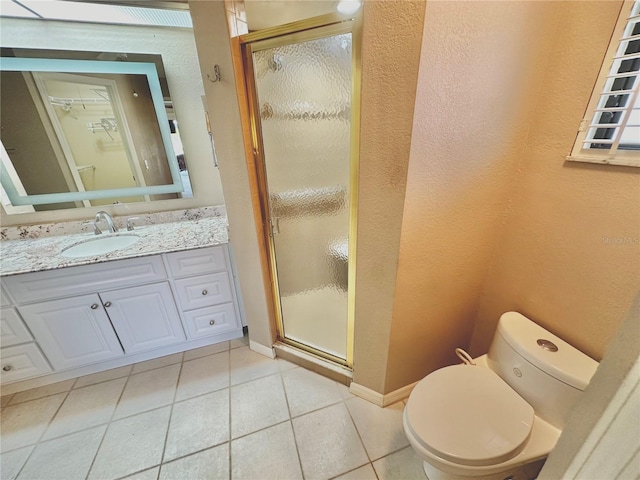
[336,0,362,16]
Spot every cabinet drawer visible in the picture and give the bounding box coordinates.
[4,256,167,304]
[182,303,239,339]
[1,307,33,347]
[174,273,233,311]
[165,246,227,278]
[1,343,52,383]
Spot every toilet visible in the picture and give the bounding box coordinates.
[403,312,599,480]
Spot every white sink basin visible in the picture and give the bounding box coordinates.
[61,234,140,258]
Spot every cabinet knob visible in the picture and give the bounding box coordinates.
[104,301,112,308]
[209,320,216,326]
[2,365,13,372]
[90,303,99,310]
[202,290,208,296]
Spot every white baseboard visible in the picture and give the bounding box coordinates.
[349,380,419,407]
[249,340,276,359]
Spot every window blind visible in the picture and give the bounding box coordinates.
[569,0,640,167]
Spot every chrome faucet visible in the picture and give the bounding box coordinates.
[94,211,118,234]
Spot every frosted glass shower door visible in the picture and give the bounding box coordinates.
[251,31,353,360]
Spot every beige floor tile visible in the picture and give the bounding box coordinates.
[73,365,132,389]
[164,389,229,461]
[0,394,66,453]
[230,335,249,349]
[334,463,378,480]
[159,444,229,480]
[175,352,229,402]
[88,406,171,480]
[113,364,180,420]
[282,367,343,417]
[183,342,229,361]
[42,377,127,441]
[18,425,106,480]
[0,445,33,480]
[120,467,160,480]
[231,422,302,480]
[372,446,427,480]
[1,394,15,408]
[292,403,368,480]
[276,358,299,372]
[346,397,408,460]
[131,352,184,375]
[336,381,356,400]
[8,380,75,406]
[231,374,289,439]
[229,346,279,386]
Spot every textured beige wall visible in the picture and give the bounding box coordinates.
[351,0,426,392]
[190,0,274,348]
[470,0,639,362]
[383,1,565,393]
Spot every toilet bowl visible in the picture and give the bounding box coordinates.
[403,312,598,480]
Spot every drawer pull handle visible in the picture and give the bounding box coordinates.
[104,301,112,308]
[202,290,208,296]
[209,320,216,326]
[2,365,13,372]
[90,303,99,310]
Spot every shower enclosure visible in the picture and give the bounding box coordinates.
[241,16,360,366]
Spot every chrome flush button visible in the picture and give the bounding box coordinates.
[537,339,559,352]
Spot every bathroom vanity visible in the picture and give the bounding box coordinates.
[0,214,244,395]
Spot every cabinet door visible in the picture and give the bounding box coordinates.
[101,283,185,354]
[1,307,33,347]
[19,294,124,370]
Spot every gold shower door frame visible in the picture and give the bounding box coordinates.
[240,14,361,367]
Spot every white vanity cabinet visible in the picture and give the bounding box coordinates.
[1,245,243,392]
[0,285,52,383]
[98,282,184,354]
[18,294,124,370]
[166,248,241,340]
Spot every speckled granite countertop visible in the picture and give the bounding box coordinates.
[0,215,229,277]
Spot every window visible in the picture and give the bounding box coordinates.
[569,0,640,167]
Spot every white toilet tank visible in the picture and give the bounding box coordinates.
[487,312,599,429]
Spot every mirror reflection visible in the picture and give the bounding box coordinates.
[0,49,192,212]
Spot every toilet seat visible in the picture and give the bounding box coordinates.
[405,365,534,467]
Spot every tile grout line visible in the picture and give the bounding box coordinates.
[277,366,306,480]
[10,380,77,480]
[327,462,377,480]
[7,377,78,407]
[156,352,185,480]
[227,342,232,480]
[8,346,225,406]
[84,364,135,480]
[72,368,132,391]
[342,394,377,476]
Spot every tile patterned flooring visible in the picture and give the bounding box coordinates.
[0,336,427,480]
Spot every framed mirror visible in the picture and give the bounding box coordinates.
[0,56,187,208]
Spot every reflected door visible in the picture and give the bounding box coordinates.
[247,25,355,362]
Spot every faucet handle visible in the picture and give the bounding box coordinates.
[126,217,140,231]
[83,220,101,235]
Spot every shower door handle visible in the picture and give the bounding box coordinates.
[270,217,280,235]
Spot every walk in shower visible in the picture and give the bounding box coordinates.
[242,16,360,365]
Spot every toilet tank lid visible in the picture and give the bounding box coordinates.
[497,312,599,390]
